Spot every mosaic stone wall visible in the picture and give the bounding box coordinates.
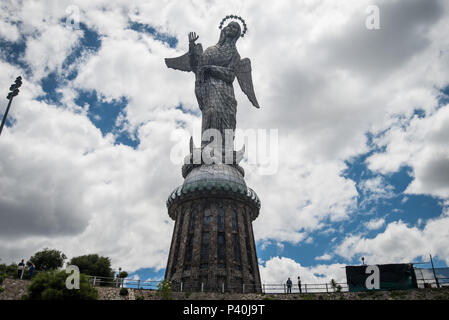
[165,197,261,293]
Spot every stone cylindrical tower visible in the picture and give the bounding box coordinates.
[165,163,261,293]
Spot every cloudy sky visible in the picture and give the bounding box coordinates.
[1,0,449,285]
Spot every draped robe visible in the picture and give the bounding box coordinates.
[192,43,241,142]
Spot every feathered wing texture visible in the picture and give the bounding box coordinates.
[236,58,260,108]
[164,44,203,72]
[165,51,191,72]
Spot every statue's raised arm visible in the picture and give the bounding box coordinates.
[165,32,203,73]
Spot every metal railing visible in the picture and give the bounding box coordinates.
[85,275,160,290]
[262,282,349,294]
[85,274,449,294]
[84,276,350,294]
[6,271,448,294]
[416,277,449,288]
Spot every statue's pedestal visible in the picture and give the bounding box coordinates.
[165,163,261,293]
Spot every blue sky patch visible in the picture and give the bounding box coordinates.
[176,104,200,117]
[125,267,165,288]
[37,24,101,104]
[74,89,139,148]
[62,23,102,81]
[38,71,63,105]
[75,89,125,134]
[0,36,30,76]
[129,21,178,48]
[438,85,449,106]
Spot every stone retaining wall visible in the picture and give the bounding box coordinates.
[1,278,449,300]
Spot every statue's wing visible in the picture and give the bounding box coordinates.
[165,51,192,72]
[236,58,260,108]
[165,44,203,72]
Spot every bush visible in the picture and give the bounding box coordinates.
[135,295,144,300]
[23,270,98,300]
[119,288,128,296]
[0,264,6,275]
[157,280,172,300]
[3,264,18,278]
[0,273,6,285]
[0,287,5,293]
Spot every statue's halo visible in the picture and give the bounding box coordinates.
[218,15,247,37]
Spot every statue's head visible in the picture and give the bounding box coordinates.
[224,21,241,40]
[218,22,241,46]
[217,15,247,46]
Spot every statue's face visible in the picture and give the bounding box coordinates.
[224,22,240,39]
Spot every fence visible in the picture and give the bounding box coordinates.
[85,276,349,294]
[9,266,449,293]
[262,282,349,294]
[85,271,449,294]
[414,267,449,289]
[85,275,160,290]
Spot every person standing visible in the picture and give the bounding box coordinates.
[17,259,25,279]
[298,276,302,294]
[28,263,35,280]
[286,278,292,293]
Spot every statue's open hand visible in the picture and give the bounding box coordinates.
[188,32,199,44]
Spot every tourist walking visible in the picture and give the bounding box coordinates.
[17,259,25,279]
[298,276,302,293]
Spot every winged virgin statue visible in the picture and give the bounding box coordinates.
[165,16,260,150]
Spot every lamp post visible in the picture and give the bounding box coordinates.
[430,254,440,288]
[117,267,122,287]
[0,76,22,136]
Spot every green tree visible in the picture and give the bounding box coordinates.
[69,254,114,279]
[157,280,172,300]
[23,270,98,300]
[116,271,128,288]
[29,248,66,271]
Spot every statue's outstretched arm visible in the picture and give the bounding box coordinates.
[164,32,203,72]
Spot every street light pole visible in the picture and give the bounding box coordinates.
[0,76,22,137]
